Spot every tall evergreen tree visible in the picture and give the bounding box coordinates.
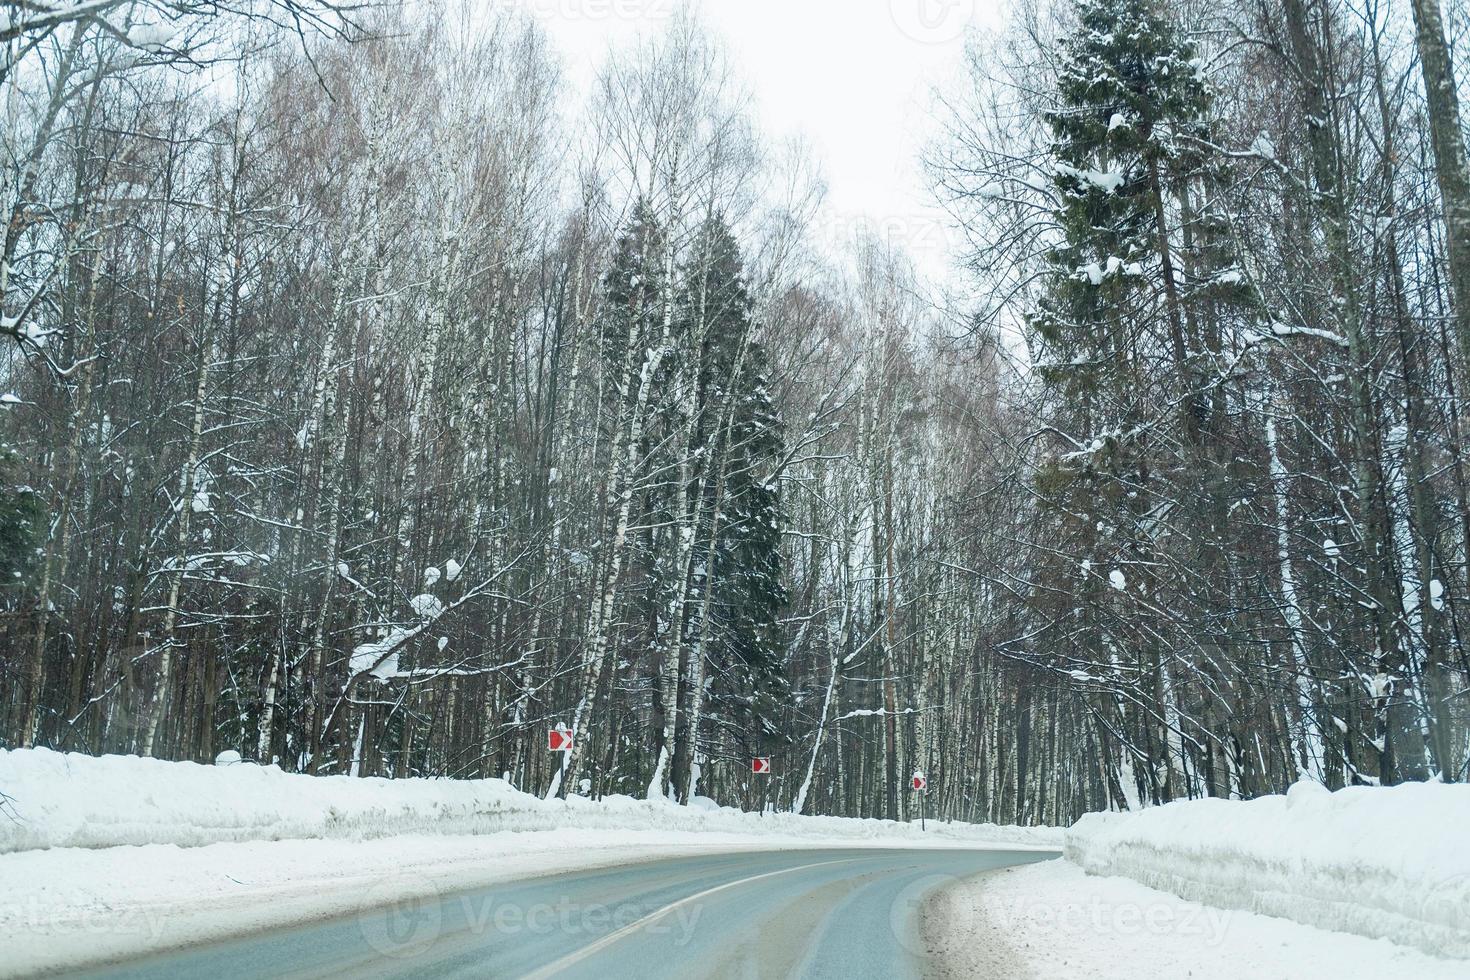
[1030,0,1250,804]
[671,217,790,797]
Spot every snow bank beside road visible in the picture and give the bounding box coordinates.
[1065,779,1470,959]
[0,748,1061,854]
[924,858,1467,979]
[8,829,1027,978]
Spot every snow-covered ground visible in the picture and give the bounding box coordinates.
[925,778,1470,976]
[924,859,1469,979]
[0,748,1058,853]
[1066,779,1470,958]
[8,750,1467,977]
[0,749,1059,976]
[4,829,1041,978]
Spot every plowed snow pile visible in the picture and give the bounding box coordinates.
[0,747,1060,853]
[1065,779,1470,958]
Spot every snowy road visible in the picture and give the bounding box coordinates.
[67,847,1054,979]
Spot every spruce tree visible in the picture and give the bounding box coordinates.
[1034,0,1220,417]
[679,218,790,756]
[1031,0,1248,804]
[600,199,667,393]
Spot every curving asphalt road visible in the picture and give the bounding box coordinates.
[69,847,1056,980]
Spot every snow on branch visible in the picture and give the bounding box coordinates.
[347,545,532,685]
[1269,321,1350,348]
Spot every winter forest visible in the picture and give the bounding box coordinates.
[2,0,1469,828]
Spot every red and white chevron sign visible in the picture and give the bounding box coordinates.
[911,773,927,791]
[751,757,771,774]
[548,728,573,752]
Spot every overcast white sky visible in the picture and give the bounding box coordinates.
[512,0,1004,285]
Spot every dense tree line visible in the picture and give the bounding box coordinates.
[0,0,1086,824]
[935,0,1470,805]
[5,0,1466,826]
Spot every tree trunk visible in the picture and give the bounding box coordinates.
[1409,0,1470,368]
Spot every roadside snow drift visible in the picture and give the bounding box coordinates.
[0,748,1060,854]
[1065,779,1470,959]
[925,857,1468,980]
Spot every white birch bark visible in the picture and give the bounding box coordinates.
[140,332,216,757]
[1408,0,1470,366]
[558,342,668,797]
[1266,407,1325,780]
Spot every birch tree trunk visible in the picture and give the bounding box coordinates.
[18,245,101,747]
[1408,0,1470,368]
[140,332,216,758]
[558,343,667,798]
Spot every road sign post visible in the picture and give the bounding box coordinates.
[549,726,572,798]
[912,771,927,831]
[752,757,771,816]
